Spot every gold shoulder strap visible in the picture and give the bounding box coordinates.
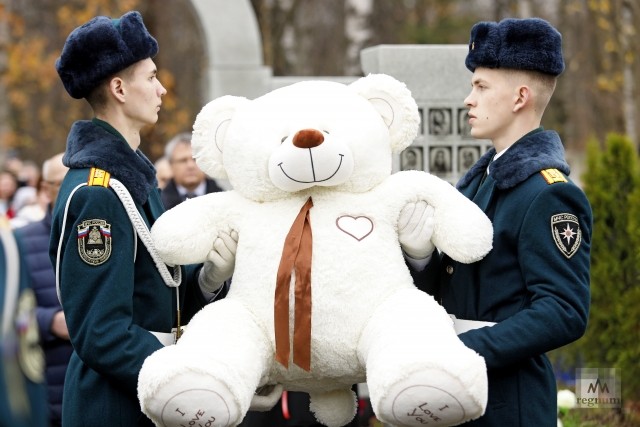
[87,167,111,187]
[540,168,567,185]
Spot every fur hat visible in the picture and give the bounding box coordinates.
[465,17,564,76]
[55,11,158,99]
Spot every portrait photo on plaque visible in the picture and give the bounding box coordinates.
[400,146,424,171]
[428,108,452,136]
[429,146,452,173]
[458,108,473,138]
[458,146,481,174]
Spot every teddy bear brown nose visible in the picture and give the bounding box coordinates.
[292,129,324,148]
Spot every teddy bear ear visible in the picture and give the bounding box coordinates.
[192,95,249,179]
[349,74,420,153]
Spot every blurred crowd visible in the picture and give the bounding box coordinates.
[1,153,49,229]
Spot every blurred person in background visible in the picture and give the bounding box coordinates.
[154,156,172,190]
[0,170,20,219]
[0,214,47,427]
[10,184,44,229]
[161,132,223,210]
[15,153,70,426]
[4,155,24,178]
[18,160,41,188]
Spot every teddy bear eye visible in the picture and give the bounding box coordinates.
[281,136,288,143]
[323,130,330,135]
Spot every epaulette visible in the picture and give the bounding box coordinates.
[540,168,567,185]
[87,167,111,187]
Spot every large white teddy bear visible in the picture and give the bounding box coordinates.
[138,74,492,427]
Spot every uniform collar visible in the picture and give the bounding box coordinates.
[458,129,570,190]
[62,120,158,205]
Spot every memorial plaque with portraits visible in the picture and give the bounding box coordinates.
[394,105,489,184]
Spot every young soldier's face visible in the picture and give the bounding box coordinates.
[463,67,518,142]
[121,58,167,127]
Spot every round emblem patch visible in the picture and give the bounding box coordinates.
[77,219,112,265]
[551,213,582,258]
[16,288,44,383]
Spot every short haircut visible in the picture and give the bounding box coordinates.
[86,63,138,111]
[504,69,557,115]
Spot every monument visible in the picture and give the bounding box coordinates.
[187,0,490,183]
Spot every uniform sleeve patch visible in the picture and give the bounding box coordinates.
[78,219,112,265]
[541,168,567,184]
[551,213,581,258]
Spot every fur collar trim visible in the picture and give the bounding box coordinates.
[62,120,157,205]
[457,129,570,190]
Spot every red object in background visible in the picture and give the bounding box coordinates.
[281,391,290,420]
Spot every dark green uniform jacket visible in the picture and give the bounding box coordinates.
[1,224,47,427]
[435,129,592,426]
[50,119,207,427]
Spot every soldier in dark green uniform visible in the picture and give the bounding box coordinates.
[0,216,47,427]
[51,11,236,427]
[411,18,592,426]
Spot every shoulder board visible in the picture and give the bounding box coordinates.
[540,168,567,185]
[87,167,111,187]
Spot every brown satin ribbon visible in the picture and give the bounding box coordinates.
[275,197,314,371]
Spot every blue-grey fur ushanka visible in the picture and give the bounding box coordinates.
[55,11,158,99]
[465,17,564,76]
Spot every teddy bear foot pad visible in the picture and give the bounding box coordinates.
[377,368,484,426]
[142,372,240,427]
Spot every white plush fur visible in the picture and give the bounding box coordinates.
[138,74,492,427]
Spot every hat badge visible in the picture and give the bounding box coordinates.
[471,41,475,50]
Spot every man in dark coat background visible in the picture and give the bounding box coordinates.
[160,132,223,210]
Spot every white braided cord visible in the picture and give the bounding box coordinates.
[109,179,181,289]
[56,181,182,307]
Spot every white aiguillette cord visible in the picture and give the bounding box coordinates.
[56,179,182,314]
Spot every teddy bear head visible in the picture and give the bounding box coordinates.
[191,74,420,202]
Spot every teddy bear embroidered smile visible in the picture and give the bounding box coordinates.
[138,74,493,427]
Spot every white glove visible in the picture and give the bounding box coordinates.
[249,384,284,411]
[398,201,436,260]
[198,230,239,293]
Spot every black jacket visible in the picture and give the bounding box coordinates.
[161,178,223,210]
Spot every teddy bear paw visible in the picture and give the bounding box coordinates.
[376,368,485,426]
[141,371,241,427]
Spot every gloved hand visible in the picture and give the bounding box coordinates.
[398,201,436,260]
[198,230,239,293]
[249,384,284,411]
